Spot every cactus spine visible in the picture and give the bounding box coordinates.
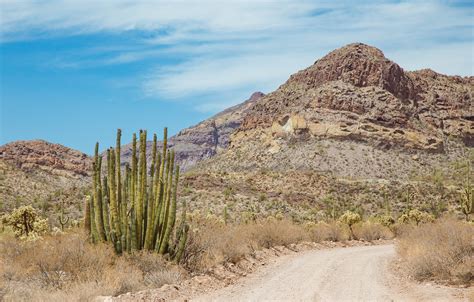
[88,128,188,260]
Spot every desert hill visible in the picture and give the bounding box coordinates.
[1,43,472,222]
[180,43,472,220]
[199,43,472,179]
[120,91,265,171]
[0,140,91,219]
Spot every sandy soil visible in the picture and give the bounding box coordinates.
[192,244,469,302]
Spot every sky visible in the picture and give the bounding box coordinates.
[0,0,473,154]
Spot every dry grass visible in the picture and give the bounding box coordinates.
[0,231,184,302]
[182,218,312,272]
[353,222,394,241]
[306,221,350,242]
[397,218,474,285]
[0,216,395,300]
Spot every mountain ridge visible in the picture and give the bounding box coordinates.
[1,42,472,219]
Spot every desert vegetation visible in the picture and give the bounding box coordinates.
[0,128,472,300]
[0,205,396,301]
[397,218,473,286]
[1,188,471,301]
[87,129,188,260]
[0,231,185,302]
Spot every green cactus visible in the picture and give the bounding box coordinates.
[84,195,91,234]
[459,161,473,221]
[223,205,229,225]
[92,143,106,241]
[88,128,187,259]
[339,210,361,239]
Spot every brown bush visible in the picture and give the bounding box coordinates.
[353,222,394,241]
[307,221,349,242]
[0,231,184,301]
[250,219,309,249]
[397,218,474,285]
[182,218,310,272]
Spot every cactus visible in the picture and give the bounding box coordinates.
[223,205,229,225]
[1,206,49,239]
[398,209,434,225]
[459,160,473,221]
[339,210,361,239]
[92,143,106,241]
[57,202,69,231]
[84,195,91,233]
[88,128,188,260]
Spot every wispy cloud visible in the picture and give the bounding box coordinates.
[1,0,472,113]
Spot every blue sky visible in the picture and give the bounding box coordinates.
[1,0,473,154]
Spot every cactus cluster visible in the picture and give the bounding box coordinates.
[86,128,188,261]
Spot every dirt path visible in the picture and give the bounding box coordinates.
[193,244,468,302]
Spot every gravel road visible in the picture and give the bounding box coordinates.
[193,244,468,302]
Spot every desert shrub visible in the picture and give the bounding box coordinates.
[397,209,434,225]
[182,218,309,272]
[338,211,361,239]
[181,217,251,272]
[0,230,184,301]
[1,206,49,240]
[353,222,394,241]
[397,218,474,285]
[307,221,349,242]
[250,219,309,249]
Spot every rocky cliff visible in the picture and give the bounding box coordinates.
[200,43,473,179]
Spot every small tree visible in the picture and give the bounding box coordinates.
[1,206,49,239]
[339,211,361,239]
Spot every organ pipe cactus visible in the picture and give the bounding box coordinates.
[88,128,188,261]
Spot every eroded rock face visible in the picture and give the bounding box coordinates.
[290,43,418,100]
[239,43,473,153]
[120,92,265,171]
[202,43,472,179]
[0,140,91,177]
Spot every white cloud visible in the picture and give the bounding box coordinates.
[143,52,316,99]
[0,0,323,39]
[1,0,472,113]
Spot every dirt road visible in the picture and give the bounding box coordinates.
[193,244,468,302]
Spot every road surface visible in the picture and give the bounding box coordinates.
[193,244,467,302]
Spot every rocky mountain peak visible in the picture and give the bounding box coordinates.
[289,42,417,100]
[226,43,473,179]
[249,91,265,101]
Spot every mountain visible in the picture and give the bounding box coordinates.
[0,140,91,218]
[179,43,472,220]
[120,91,265,171]
[1,43,471,221]
[200,43,472,179]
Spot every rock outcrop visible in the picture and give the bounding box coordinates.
[0,140,91,177]
[203,43,473,179]
[240,43,472,150]
[121,92,265,171]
